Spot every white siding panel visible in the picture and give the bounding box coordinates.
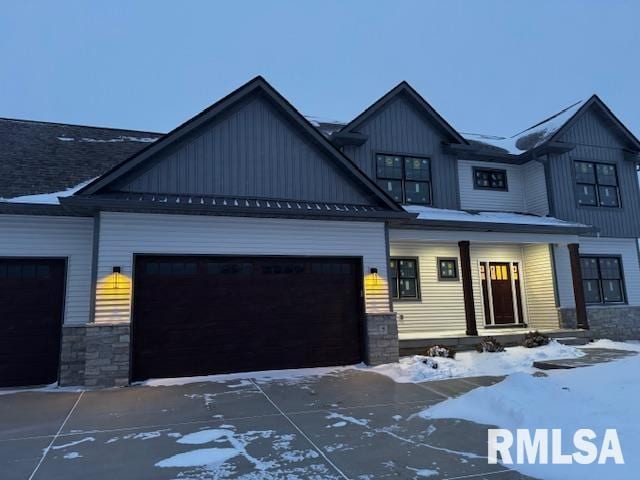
[522,161,549,215]
[95,212,389,323]
[390,243,466,334]
[523,244,559,329]
[458,160,525,212]
[0,215,93,325]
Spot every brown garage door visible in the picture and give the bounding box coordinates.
[0,258,65,387]
[131,255,364,381]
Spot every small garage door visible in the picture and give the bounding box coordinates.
[131,255,364,381]
[0,258,65,387]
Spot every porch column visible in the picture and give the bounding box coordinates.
[568,243,589,330]
[458,241,478,336]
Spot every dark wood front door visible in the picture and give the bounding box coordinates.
[131,255,364,382]
[0,258,65,387]
[489,262,515,324]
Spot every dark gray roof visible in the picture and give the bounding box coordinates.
[0,117,162,198]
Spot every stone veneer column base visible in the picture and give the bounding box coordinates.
[60,323,131,388]
[365,313,399,365]
[559,306,640,341]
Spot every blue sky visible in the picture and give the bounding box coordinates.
[1,1,638,137]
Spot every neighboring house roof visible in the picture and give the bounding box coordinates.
[305,116,346,138]
[0,117,162,198]
[337,81,468,145]
[463,95,640,156]
[78,76,404,213]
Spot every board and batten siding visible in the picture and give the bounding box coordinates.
[545,107,640,237]
[458,159,548,215]
[114,93,375,206]
[390,239,560,336]
[95,212,390,323]
[554,237,640,308]
[0,215,93,325]
[342,93,459,210]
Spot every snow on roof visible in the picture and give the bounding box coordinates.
[0,178,95,205]
[56,135,158,143]
[462,99,585,155]
[404,205,590,229]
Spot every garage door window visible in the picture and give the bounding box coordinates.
[145,261,197,276]
[207,262,253,275]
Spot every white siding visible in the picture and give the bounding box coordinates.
[522,161,549,215]
[522,244,558,329]
[390,243,466,334]
[554,237,640,307]
[458,159,548,215]
[95,212,389,323]
[0,215,93,325]
[458,160,525,212]
[391,237,561,336]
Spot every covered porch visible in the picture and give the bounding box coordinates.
[388,227,591,350]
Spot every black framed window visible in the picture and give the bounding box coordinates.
[437,258,459,281]
[473,168,508,191]
[389,258,419,299]
[575,161,620,207]
[376,154,431,205]
[580,256,625,304]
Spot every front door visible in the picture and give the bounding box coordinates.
[489,262,515,324]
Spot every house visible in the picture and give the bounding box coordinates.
[1,76,639,388]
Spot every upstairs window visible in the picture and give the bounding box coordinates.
[575,161,620,207]
[389,258,419,299]
[580,256,625,304]
[473,167,508,191]
[376,154,431,205]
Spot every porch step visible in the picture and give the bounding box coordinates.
[554,336,590,346]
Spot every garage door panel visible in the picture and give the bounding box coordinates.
[0,259,65,387]
[132,256,363,381]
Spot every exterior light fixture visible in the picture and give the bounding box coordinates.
[113,266,121,274]
[113,266,121,288]
[370,267,378,275]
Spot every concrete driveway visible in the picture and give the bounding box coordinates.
[0,369,532,480]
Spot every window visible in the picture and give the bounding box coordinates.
[473,168,508,191]
[376,154,431,205]
[437,258,459,281]
[580,256,625,304]
[575,161,620,207]
[389,258,419,299]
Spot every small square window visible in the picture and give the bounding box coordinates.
[473,168,508,191]
[437,258,459,281]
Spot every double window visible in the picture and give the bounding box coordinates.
[580,256,625,304]
[473,167,508,191]
[376,154,431,205]
[575,161,620,207]
[389,258,419,299]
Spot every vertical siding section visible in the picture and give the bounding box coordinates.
[553,245,575,308]
[522,161,549,215]
[95,212,389,323]
[547,107,640,237]
[523,244,559,329]
[458,160,525,212]
[0,215,93,325]
[390,243,466,334]
[342,94,459,209]
[117,93,375,205]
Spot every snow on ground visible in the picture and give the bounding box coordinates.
[365,340,585,383]
[0,178,95,205]
[420,352,640,480]
[404,205,589,228]
[141,365,353,387]
[580,339,640,351]
[0,383,83,396]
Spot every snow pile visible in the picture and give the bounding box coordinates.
[0,178,95,205]
[366,340,585,383]
[420,352,640,479]
[404,205,589,229]
[580,339,640,352]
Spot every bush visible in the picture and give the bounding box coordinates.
[522,331,550,348]
[475,336,505,353]
[425,344,456,359]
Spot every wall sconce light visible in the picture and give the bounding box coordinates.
[370,267,378,275]
[113,266,121,274]
[113,266,121,287]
